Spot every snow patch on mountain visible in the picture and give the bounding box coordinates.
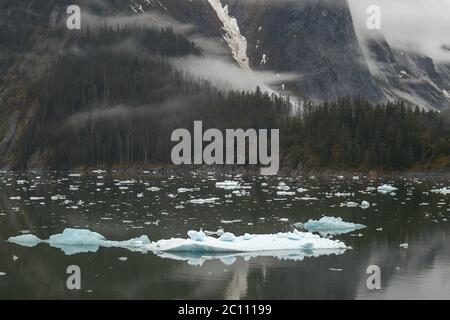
[207,0,250,70]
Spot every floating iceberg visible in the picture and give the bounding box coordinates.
[8,234,42,247]
[8,227,347,258]
[360,201,371,209]
[340,201,359,208]
[431,187,450,195]
[189,197,220,204]
[151,230,346,253]
[48,229,105,246]
[215,181,239,190]
[377,184,398,194]
[302,217,366,236]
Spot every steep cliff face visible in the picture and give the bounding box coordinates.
[360,36,450,110]
[223,0,385,103]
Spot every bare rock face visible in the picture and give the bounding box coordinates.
[223,0,384,103]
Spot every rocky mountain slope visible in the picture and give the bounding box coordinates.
[0,0,449,170]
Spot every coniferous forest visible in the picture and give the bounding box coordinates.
[3,25,450,172]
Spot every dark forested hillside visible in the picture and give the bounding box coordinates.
[0,1,449,172]
[283,99,450,171]
[15,26,290,169]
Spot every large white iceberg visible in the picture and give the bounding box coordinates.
[150,230,346,253]
[302,217,366,236]
[8,227,347,258]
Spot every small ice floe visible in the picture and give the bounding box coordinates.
[334,192,353,197]
[0,272,6,276]
[189,197,220,204]
[188,230,206,242]
[137,193,144,198]
[218,232,236,242]
[8,234,42,247]
[177,188,199,193]
[329,268,343,272]
[399,243,409,249]
[51,195,66,201]
[360,201,371,209]
[377,184,398,194]
[147,187,161,192]
[220,219,243,224]
[297,188,308,193]
[299,197,318,201]
[277,191,295,196]
[277,182,290,191]
[340,202,359,208]
[215,181,239,190]
[302,216,366,236]
[30,197,45,201]
[68,173,81,177]
[12,255,18,262]
[9,196,21,200]
[118,257,128,262]
[431,187,450,195]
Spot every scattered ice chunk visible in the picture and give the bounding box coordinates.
[177,188,198,193]
[9,196,21,200]
[399,243,409,249]
[277,182,290,191]
[296,188,308,193]
[377,184,398,194]
[277,191,295,196]
[48,229,106,251]
[219,232,236,242]
[243,233,253,240]
[360,201,371,209]
[0,272,6,276]
[118,257,128,262]
[220,219,242,224]
[215,181,239,190]
[340,202,359,208]
[190,197,220,204]
[8,234,42,247]
[431,187,450,195]
[187,230,206,242]
[303,217,366,236]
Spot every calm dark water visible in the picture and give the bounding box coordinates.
[0,171,449,300]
